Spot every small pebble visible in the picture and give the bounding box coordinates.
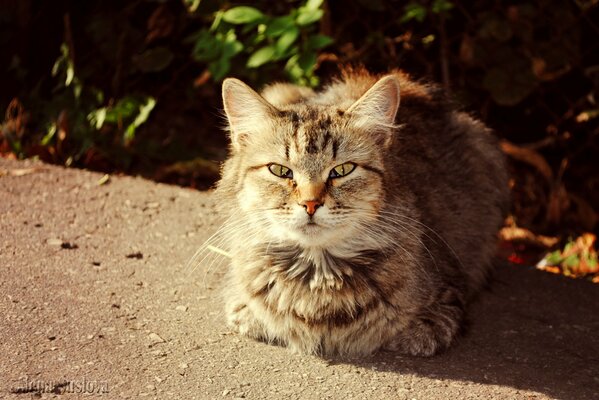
[148,332,165,346]
[47,238,63,246]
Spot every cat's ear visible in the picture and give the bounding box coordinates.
[222,78,279,150]
[346,75,400,146]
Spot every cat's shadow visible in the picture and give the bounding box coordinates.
[327,263,599,399]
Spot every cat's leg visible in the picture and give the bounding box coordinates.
[385,288,465,356]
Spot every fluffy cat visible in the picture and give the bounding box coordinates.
[213,67,509,356]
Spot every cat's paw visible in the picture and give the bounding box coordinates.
[385,310,462,356]
[226,302,264,339]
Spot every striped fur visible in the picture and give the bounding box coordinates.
[215,67,509,356]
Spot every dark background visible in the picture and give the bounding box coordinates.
[1,0,598,274]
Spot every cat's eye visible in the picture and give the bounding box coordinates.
[329,162,356,179]
[268,163,293,179]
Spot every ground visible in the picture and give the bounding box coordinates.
[0,158,597,400]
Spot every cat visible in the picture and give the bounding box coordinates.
[212,67,509,356]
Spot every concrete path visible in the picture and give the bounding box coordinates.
[1,158,597,399]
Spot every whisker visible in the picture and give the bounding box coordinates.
[377,209,466,271]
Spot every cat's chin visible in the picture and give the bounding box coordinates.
[283,224,340,248]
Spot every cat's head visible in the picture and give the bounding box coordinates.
[221,75,400,249]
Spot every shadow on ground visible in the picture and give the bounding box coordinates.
[332,262,599,399]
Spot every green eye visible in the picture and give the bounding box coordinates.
[329,162,356,179]
[268,163,293,178]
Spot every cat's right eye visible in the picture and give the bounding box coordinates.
[268,163,293,179]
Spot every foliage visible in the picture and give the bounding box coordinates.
[537,233,599,282]
[189,0,332,86]
[1,20,157,169]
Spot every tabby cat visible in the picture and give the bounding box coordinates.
[213,67,508,356]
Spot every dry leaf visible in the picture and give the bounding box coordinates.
[97,174,110,185]
[193,69,212,88]
[537,233,598,280]
[0,167,46,177]
[499,217,559,248]
[500,140,553,182]
[146,5,174,44]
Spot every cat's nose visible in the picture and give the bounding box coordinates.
[301,200,321,216]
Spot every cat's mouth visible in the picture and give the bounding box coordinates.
[298,221,322,234]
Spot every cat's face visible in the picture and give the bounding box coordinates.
[221,76,400,249]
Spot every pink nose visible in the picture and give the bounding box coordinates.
[301,200,321,216]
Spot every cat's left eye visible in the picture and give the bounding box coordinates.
[329,162,356,179]
[268,163,293,179]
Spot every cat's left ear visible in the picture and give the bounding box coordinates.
[346,75,400,146]
[222,78,279,151]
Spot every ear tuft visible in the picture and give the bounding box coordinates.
[222,78,278,150]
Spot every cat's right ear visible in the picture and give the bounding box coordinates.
[222,78,278,151]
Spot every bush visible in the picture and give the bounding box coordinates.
[1,0,598,237]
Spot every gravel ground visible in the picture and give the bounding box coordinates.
[1,158,597,400]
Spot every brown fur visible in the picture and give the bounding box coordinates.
[213,67,509,356]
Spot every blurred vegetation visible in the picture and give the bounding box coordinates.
[1,0,598,277]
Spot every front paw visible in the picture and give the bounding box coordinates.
[385,311,462,356]
[226,302,264,339]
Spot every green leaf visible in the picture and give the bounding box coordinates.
[222,6,264,24]
[307,34,333,49]
[191,30,222,61]
[563,254,580,268]
[422,34,435,45]
[276,27,300,53]
[40,123,57,146]
[222,30,243,58]
[285,55,302,79]
[51,58,61,77]
[296,7,323,26]
[222,40,243,59]
[65,63,74,86]
[135,98,155,125]
[298,51,317,73]
[247,45,276,68]
[133,47,174,73]
[305,0,324,10]
[210,10,224,32]
[88,108,107,130]
[105,97,140,122]
[209,58,231,81]
[73,79,82,99]
[544,250,563,265]
[586,254,598,270]
[432,0,454,14]
[400,3,427,23]
[124,97,156,142]
[265,16,296,37]
[183,0,201,13]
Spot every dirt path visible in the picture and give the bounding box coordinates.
[1,158,597,399]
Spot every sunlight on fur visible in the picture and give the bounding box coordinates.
[187,67,509,357]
